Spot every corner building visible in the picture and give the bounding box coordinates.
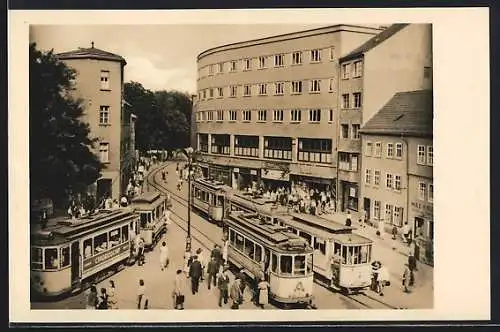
[194,25,384,197]
[57,44,133,202]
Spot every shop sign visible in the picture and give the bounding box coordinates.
[233,168,239,173]
[349,187,357,197]
[262,169,290,181]
[411,201,433,216]
[250,170,257,175]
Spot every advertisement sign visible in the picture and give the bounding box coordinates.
[83,242,129,271]
[262,169,290,181]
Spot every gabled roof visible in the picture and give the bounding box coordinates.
[57,44,127,65]
[339,23,409,62]
[360,90,433,138]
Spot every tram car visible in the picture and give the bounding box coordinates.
[191,178,226,226]
[223,211,314,308]
[130,191,168,250]
[276,213,373,294]
[30,208,140,298]
[224,187,289,221]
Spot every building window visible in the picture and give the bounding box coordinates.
[217,63,224,74]
[230,85,237,97]
[309,79,321,93]
[387,143,394,158]
[259,83,267,96]
[199,134,209,153]
[275,82,284,95]
[341,63,350,79]
[309,109,321,122]
[211,134,230,155]
[365,169,371,184]
[310,49,321,62]
[242,110,252,122]
[274,54,284,67]
[298,138,332,164]
[352,124,360,139]
[209,64,214,76]
[230,61,237,72]
[199,111,205,121]
[374,142,382,158]
[203,90,207,99]
[353,61,363,78]
[386,173,393,189]
[258,110,267,122]
[291,109,301,122]
[353,92,362,108]
[393,207,404,226]
[366,142,373,156]
[394,175,401,191]
[244,58,252,71]
[329,78,334,92]
[329,109,334,122]
[273,110,284,122]
[264,136,292,160]
[341,124,349,139]
[259,56,267,69]
[207,111,214,121]
[99,143,109,163]
[292,51,302,65]
[234,135,259,157]
[216,110,224,121]
[342,94,350,109]
[217,87,224,98]
[330,47,335,60]
[100,70,110,90]
[417,145,426,164]
[427,146,433,165]
[291,81,303,94]
[99,105,110,124]
[374,170,381,186]
[209,88,214,99]
[229,110,237,121]
[419,182,427,200]
[373,200,381,220]
[385,204,393,224]
[428,184,434,203]
[338,152,358,171]
[396,143,403,158]
[244,85,252,96]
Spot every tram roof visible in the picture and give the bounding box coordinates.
[226,212,311,252]
[31,208,137,245]
[194,178,225,191]
[226,191,289,215]
[286,212,353,233]
[131,191,165,210]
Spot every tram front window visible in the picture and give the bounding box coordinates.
[280,255,293,275]
[271,253,278,272]
[31,247,43,270]
[293,255,306,275]
[140,213,148,228]
[360,245,369,263]
[217,195,224,207]
[44,248,59,270]
[60,246,70,268]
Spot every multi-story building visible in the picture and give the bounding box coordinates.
[337,23,432,213]
[194,25,385,197]
[57,43,132,201]
[359,89,433,264]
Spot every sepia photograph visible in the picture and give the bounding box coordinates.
[9,8,490,324]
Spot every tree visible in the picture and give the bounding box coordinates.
[29,43,102,208]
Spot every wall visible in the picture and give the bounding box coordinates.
[362,24,432,125]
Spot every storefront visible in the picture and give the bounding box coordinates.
[339,181,359,212]
[290,175,336,200]
[409,200,434,266]
[232,167,260,191]
[208,164,231,187]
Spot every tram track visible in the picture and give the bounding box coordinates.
[145,162,400,310]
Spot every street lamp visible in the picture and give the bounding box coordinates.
[184,146,195,255]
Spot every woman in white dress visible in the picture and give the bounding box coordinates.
[159,241,169,271]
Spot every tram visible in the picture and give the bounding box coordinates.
[30,208,140,298]
[191,178,226,226]
[223,211,314,307]
[130,191,168,249]
[276,213,373,293]
[224,187,289,220]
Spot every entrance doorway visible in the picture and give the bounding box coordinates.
[363,198,371,220]
[97,178,112,203]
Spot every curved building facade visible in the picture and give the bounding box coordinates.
[194,25,384,204]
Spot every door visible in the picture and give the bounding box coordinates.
[363,198,371,220]
[71,241,80,285]
[97,178,112,202]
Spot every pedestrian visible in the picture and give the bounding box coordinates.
[196,248,206,281]
[86,285,98,309]
[378,219,385,239]
[206,257,219,290]
[222,240,229,265]
[188,255,203,294]
[230,277,243,309]
[107,280,117,309]
[183,250,192,275]
[363,209,368,228]
[236,268,246,303]
[408,240,418,272]
[162,171,166,181]
[376,263,390,296]
[402,263,412,293]
[211,244,222,267]
[257,277,270,309]
[345,210,352,227]
[392,226,398,250]
[137,237,145,266]
[159,241,169,271]
[402,222,411,244]
[137,279,146,309]
[217,265,230,307]
[173,269,186,310]
[97,287,108,309]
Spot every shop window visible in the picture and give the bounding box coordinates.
[60,246,70,268]
[109,228,121,247]
[44,248,59,270]
[94,232,108,254]
[280,255,293,274]
[271,253,278,272]
[31,247,43,270]
[84,238,93,258]
[294,255,306,275]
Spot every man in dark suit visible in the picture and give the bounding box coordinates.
[188,255,203,294]
[211,244,222,267]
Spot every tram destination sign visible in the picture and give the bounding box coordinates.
[83,242,129,271]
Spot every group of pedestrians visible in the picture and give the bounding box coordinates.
[86,280,117,310]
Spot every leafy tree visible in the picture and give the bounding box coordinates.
[29,43,102,209]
